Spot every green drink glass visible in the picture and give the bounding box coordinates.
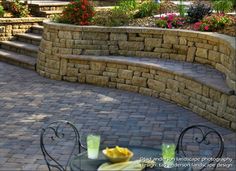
[162,143,176,168]
[87,134,100,159]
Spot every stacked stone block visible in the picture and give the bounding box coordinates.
[37,22,236,131]
[38,23,236,91]
[28,3,68,18]
[0,18,44,41]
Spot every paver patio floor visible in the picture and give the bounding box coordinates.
[0,62,235,170]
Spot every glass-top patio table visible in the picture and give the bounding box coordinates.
[70,146,192,171]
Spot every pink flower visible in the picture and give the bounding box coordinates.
[167,23,172,29]
[204,25,209,31]
[81,5,86,11]
[193,22,202,30]
[168,14,175,21]
[161,16,165,20]
[177,21,183,25]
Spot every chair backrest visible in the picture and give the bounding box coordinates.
[40,120,85,171]
[176,125,224,171]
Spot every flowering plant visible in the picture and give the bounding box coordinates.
[193,14,236,31]
[60,0,95,25]
[156,14,186,29]
[0,5,5,17]
[10,0,30,17]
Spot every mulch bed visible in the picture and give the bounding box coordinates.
[128,16,236,37]
[95,7,235,37]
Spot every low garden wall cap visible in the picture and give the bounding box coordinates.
[0,17,45,23]
[43,21,236,42]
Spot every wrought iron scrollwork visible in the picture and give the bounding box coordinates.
[176,125,224,171]
[40,120,86,171]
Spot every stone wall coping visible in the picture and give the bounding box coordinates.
[59,54,234,95]
[0,17,45,24]
[44,21,236,49]
[33,2,69,7]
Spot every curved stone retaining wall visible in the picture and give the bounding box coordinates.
[37,21,236,131]
[39,21,236,91]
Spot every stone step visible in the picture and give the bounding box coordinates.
[28,1,68,17]
[38,7,115,17]
[38,10,63,18]
[29,1,69,6]
[0,49,36,70]
[30,25,44,35]
[27,0,116,6]
[65,55,235,95]
[0,40,38,58]
[16,33,42,46]
[172,1,192,6]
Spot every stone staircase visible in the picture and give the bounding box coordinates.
[28,1,69,18]
[2,0,69,18]
[27,0,116,18]
[0,25,43,70]
[3,0,116,18]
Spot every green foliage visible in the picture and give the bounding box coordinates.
[116,0,137,12]
[93,8,131,26]
[178,0,186,17]
[187,2,212,23]
[155,19,168,28]
[10,0,30,17]
[233,0,236,7]
[51,14,69,24]
[56,0,95,25]
[0,5,5,17]
[108,7,131,26]
[134,0,159,18]
[212,0,233,13]
[94,0,136,26]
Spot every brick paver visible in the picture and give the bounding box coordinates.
[0,62,235,170]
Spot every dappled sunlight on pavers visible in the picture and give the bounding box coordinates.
[0,62,235,170]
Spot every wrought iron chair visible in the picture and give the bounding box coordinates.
[176,125,224,171]
[40,120,86,171]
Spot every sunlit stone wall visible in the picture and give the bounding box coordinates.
[0,18,44,41]
[37,21,236,131]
